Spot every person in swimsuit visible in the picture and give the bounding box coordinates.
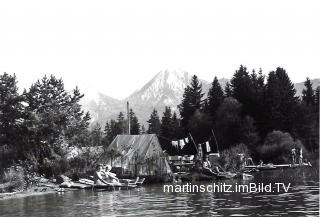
[93,164,110,185]
[102,165,121,184]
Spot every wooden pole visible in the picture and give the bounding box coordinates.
[211,129,219,153]
[188,132,198,152]
[127,101,130,135]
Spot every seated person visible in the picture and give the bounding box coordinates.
[93,164,111,185]
[102,165,121,184]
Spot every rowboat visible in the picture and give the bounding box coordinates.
[60,177,143,191]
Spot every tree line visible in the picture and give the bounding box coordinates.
[93,65,319,163]
[0,65,319,175]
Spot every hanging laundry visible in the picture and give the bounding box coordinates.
[179,139,186,150]
[205,141,211,152]
[171,140,179,149]
[184,137,189,143]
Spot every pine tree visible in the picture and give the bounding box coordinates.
[160,106,173,139]
[264,67,298,136]
[178,75,204,129]
[206,76,224,118]
[0,73,25,164]
[230,65,257,117]
[172,112,183,138]
[116,112,126,134]
[302,77,315,106]
[224,82,232,97]
[129,109,140,135]
[25,75,90,159]
[147,109,161,134]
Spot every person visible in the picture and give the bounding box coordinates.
[203,155,212,168]
[259,160,263,166]
[291,148,296,165]
[102,165,121,184]
[93,164,111,185]
[298,148,303,165]
[238,153,245,170]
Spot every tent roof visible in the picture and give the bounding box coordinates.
[104,134,166,160]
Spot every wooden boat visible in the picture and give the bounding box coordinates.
[59,181,92,189]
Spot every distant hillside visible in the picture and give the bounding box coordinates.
[81,71,319,127]
[81,70,227,126]
[294,79,320,97]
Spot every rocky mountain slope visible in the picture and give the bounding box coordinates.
[81,71,319,127]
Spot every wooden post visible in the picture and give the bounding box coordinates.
[127,101,130,135]
[211,129,219,153]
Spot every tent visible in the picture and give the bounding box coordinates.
[99,134,172,176]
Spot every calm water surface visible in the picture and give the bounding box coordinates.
[0,167,319,216]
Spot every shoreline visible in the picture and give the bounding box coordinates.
[0,187,58,201]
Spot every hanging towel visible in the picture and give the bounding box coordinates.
[205,141,211,152]
[172,140,179,149]
[179,139,186,150]
[184,137,189,143]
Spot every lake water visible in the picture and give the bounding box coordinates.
[0,167,319,216]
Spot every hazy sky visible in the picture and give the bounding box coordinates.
[0,0,319,99]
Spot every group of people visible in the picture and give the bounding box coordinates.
[94,164,121,185]
[291,147,303,165]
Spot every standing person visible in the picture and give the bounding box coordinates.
[291,148,296,165]
[299,148,303,165]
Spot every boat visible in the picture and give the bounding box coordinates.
[60,177,141,191]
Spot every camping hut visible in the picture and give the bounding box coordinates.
[99,134,172,177]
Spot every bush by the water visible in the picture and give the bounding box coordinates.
[0,166,25,192]
[218,143,250,171]
[257,130,309,164]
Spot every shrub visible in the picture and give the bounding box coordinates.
[0,167,25,192]
[257,130,309,164]
[218,143,250,171]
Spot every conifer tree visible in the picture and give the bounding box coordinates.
[224,82,232,97]
[178,75,204,129]
[116,112,126,134]
[160,106,174,139]
[147,109,161,134]
[0,73,25,164]
[263,67,298,135]
[206,76,224,118]
[129,109,140,135]
[302,77,315,106]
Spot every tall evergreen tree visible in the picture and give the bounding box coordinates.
[224,82,232,97]
[147,109,161,134]
[116,112,126,134]
[178,75,204,129]
[0,73,25,165]
[230,65,258,117]
[206,76,224,118]
[302,77,315,106]
[129,109,140,135]
[25,75,90,159]
[160,106,174,139]
[263,67,298,136]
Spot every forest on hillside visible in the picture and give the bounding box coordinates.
[0,65,319,178]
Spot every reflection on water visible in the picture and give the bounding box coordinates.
[0,168,319,216]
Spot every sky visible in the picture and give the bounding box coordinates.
[0,0,319,99]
